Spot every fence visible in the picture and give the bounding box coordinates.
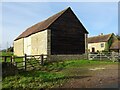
[88,52,120,61]
[1,54,48,71]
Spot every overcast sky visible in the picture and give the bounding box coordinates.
[1,2,118,49]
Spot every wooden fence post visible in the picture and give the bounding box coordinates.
[100,52,101,61]
[4,56,7,62]
[23,54,27,70]
[12,56,16,66]
[12,56,14,63]
[88,52,91,60]
[10,56,12,63]
[112,51,115,62]
[41,54,44,66]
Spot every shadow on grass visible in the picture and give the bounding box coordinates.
[2,62,19,78]
[55,75,91,80]
[43,76,91,83]
[18,70,91,83]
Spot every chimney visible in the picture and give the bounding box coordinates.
[100,33,103,36]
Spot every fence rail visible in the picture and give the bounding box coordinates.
[88,52,120,61]
[1,54,48,71]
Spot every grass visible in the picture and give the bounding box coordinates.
[2,59,118,89]
[1,51,13,56]
[1,57,23,63]
[3,71,65,88]
[0,51,13,62]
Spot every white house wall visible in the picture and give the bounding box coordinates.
[88,42,106,52]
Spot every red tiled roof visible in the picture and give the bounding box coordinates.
[15,7,88,41]
[14,7,68,41]
[88,34,113,43]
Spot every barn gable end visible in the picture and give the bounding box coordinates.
[49,7,88,55]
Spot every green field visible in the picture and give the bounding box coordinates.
[2,59,118,89]
[1,52,13,56]
[0,52,13,62]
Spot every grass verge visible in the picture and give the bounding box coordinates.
[2,59,118,89]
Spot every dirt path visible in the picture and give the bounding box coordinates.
[60,64,119,88]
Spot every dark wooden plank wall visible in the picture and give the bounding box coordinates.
[49,8,86,55]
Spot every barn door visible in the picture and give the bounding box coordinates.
[27,45,31,55]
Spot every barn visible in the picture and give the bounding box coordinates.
[14,7,88,60]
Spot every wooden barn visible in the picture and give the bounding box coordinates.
[14,7,88,60]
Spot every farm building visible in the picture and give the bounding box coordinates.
[110,40,120,52]
[14,7,88,59]
[88,33,118,52]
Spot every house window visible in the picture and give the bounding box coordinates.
[101,43,104,48]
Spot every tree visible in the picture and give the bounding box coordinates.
[116,34,120,40]
[7,46,13,52]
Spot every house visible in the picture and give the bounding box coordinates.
[14,7,88,58]
[88,33,117,52]
[110,40,120,52]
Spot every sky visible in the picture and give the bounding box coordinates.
[1,2,118,49]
